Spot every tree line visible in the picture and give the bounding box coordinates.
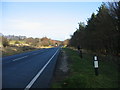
[69,1,120,56]
[1,35,69,47]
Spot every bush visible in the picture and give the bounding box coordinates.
[2,37,9,47]
[15,41,20,44]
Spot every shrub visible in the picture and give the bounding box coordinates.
[2,37,9,47]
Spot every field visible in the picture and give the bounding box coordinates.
[52,48,119,88]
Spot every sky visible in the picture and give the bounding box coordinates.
[1,1,102,41]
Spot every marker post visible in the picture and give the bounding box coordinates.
[94,55,99,76]
[79,50,82,58]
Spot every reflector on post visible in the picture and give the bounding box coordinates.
[93,55,99,76]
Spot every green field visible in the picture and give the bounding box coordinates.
[52,48,119,88]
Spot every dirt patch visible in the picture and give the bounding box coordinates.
[51,49,69,86]
[59,50,69,73]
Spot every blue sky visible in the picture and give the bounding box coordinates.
[1,2,102,41]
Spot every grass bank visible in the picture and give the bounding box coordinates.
[52,48,119,88]
[1,46,39,57]
[1,45,54,57]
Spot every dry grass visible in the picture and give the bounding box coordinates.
[1,46,37,57]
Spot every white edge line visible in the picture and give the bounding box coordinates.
[25,48,59,89]
[12,56,28,61]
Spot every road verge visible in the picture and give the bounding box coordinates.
[51,47,119,88]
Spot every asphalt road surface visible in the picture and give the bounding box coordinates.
[2,47,61,89]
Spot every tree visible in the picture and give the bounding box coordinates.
[40,37,50,46]
[2,36,9,47]
[70,2,120,55]
[105,1,120,55]
[63,39,70,46]
[69,22,85,48]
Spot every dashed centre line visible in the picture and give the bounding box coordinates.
[25,48,59,89]
[33,53,38,55]
[12,51,44,62]
[12,56,28,61]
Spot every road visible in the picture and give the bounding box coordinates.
[2,47,61,89]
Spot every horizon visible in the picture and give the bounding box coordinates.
[1,33,65,41]
[1,2,102,41]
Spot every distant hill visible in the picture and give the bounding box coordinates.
[4,35,26,40]
[1,34,69,46]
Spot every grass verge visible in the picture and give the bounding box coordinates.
[52,47,119,88]
[1,46,39,57]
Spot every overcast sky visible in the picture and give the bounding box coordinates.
[1,1,102,41]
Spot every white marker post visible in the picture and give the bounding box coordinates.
[94,55,99,76]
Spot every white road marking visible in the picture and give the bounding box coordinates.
[33,53,38,55]
[33,51,45,55]
[25,49,59,89]
[12,56,28,61]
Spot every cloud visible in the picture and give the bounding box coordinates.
[2,19,44,37]
[2,18,74,40]
[5,19,43,31]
